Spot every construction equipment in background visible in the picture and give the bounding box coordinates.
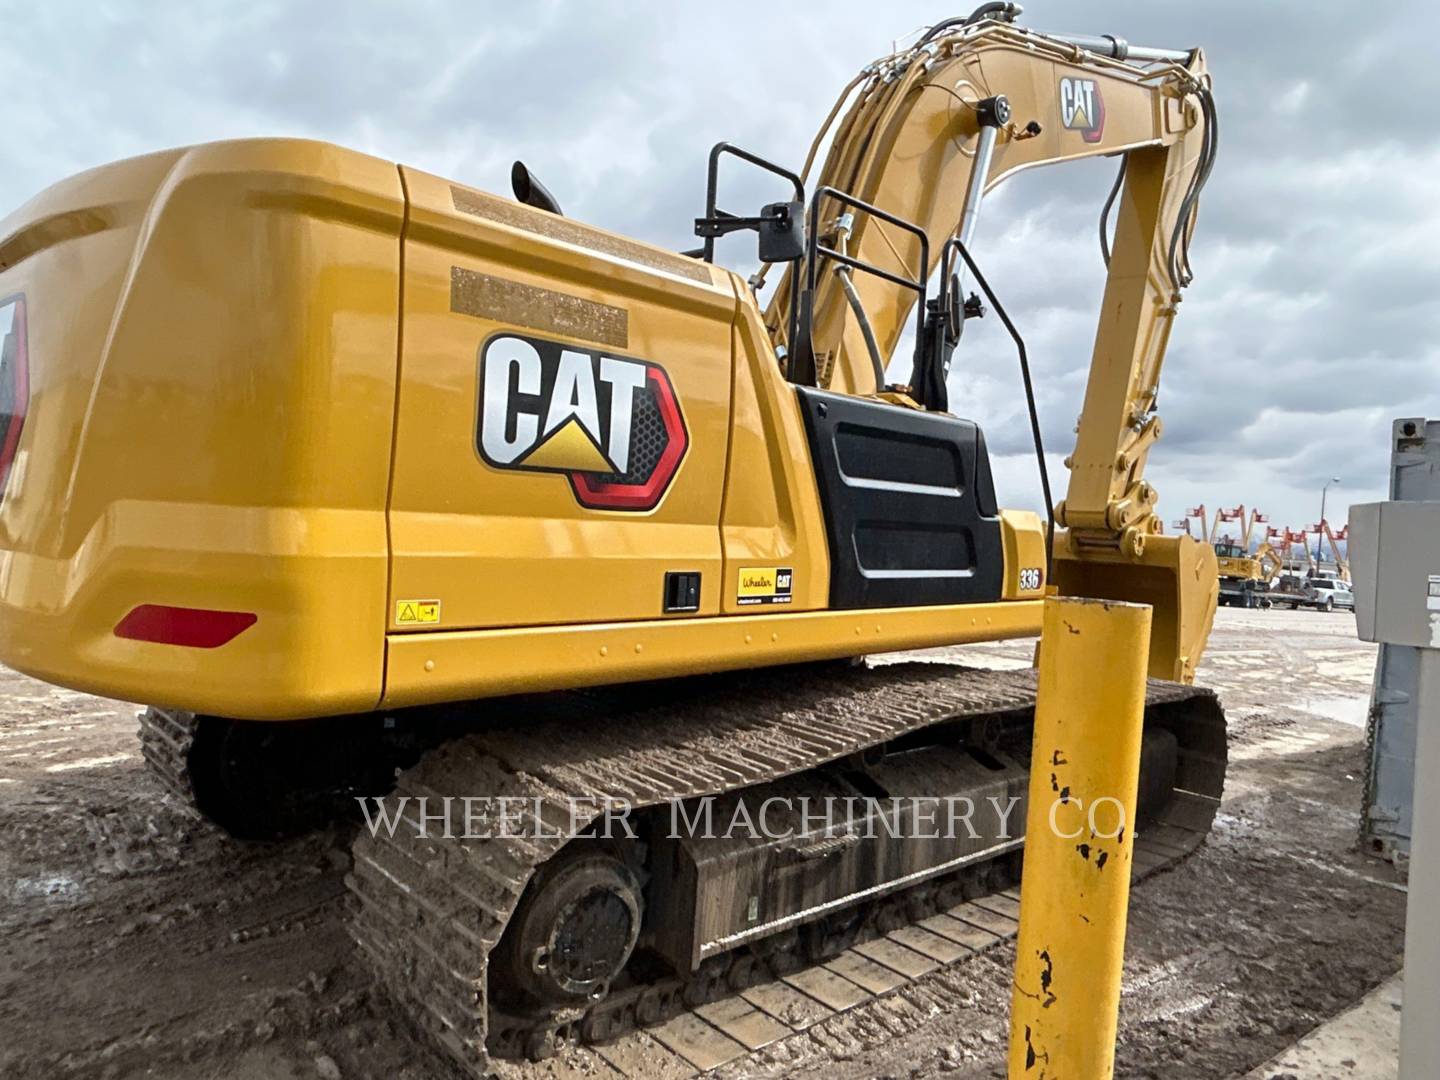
[1256,529,1287,583]
[1271,520,1354,611]
[1170,508,1200,537]
[1213,534,1284,609]
[1280,525,1319,575]
[1214,505,1268,549]
[1311,520,1351,581]
[0,8,1225,1074]
[1213,506,1241,546]
[1270,573,1355,613]
[1179,505,1278,608]
[1270,526,1299,572]
[1258,526,1327,589]
[1177,503,1217,543]
[1250,519,1357,611]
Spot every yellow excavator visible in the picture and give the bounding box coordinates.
[0,6,1224,1072]
[1195,506,1283,608]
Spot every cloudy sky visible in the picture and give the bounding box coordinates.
[4,1,1435,542]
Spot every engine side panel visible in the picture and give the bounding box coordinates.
[717,296,830,614]
[796,387,1006,609]
[387,170,737,633]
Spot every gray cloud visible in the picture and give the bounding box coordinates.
[2,0,1435,532]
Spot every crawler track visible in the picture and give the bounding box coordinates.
[137,706,202,809]
[346,663,1225,1076]
[139,706,442,839]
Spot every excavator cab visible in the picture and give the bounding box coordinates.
[692,145,1021,613]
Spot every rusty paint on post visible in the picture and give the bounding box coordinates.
[1008,596,1152,1079]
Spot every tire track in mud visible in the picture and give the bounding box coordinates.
[0,695,365,1080]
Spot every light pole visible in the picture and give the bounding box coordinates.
[1319,477,1340,563]
[1320,476,1341,525]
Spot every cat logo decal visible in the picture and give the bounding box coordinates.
[1059,77,1105,143]
[477,333,687,511]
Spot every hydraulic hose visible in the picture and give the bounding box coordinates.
[1098,155,1125,268]
[916,3,1022,47]
[835,227,888,392]
[1166,83,1218,292]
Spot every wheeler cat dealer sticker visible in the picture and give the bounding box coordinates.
[477,333,688,511]
[737,567,793,606]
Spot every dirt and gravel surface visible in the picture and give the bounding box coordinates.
[0,608,1405,1079]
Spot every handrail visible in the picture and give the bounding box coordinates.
[940,236,1054,578]
[791,186,929,386]
[700,143,805,264]
[698,143,805,370]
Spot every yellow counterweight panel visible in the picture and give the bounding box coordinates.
[0,139,403,720]
[388,169,738,632]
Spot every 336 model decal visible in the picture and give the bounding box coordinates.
[477,333,688,511]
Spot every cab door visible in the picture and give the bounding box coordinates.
[387,167,735,632]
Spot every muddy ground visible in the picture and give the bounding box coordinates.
[0,608,1406,1079]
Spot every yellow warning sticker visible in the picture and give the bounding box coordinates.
[395,599,441,626]
[737,567,793,606]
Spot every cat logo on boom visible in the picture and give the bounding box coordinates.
[1059,77,1105,143]
[477,333,688,511]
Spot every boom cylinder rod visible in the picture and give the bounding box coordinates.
[1040,31,1191,64]
[957,124,998,250]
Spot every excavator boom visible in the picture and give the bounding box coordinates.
[759,17,1219,679]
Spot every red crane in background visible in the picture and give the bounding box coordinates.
[1213,505,1269,550]
[1176,504,1213,542]
[1169,505,1336,577]
[1308,519,1350,580]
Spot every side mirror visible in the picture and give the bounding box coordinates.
[757,201,806,263]
[694,199,806,263]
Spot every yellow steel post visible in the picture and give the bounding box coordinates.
[1008,597,1152,1079]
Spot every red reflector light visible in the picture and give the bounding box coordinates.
[114,605,257,648]
[0,294,30,502]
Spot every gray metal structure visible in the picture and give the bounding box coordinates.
[1359,418,1440,862]
[1350,494,1440,1080]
